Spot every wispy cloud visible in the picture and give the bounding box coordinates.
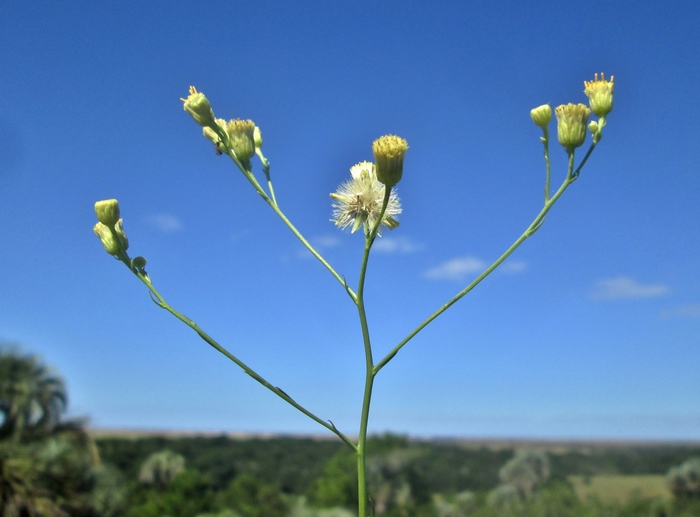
[590,276,671,300]
[373,236,423,254]
[500,260,527,273]
[661,303,700,318]
[146,213,183,232]
[296,235,341,259]
[423,256,485,281]
[313,235,342,249]
[423,255,527,281]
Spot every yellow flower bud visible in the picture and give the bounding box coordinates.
[530,104,552,129]
[584,73,614,117]
[94,222,120,255]
[226,119,256,162]
[555,103,591,152]
[181,86,216,128]
[372,135,408,188]
[94,199,120,227]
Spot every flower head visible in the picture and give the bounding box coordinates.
[372,135,408,188]
[530,104,552,129]
[181,86,216,128]
[225,119,256,162]
[330,161,401,234]
[584,73,614,117]
[555,103,591,152]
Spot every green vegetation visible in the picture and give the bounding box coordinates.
[0,346,119,516]
[3,345,700,516]
[92,433,700,517]
[569,474,670,503]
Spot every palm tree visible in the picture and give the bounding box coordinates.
[0,346,103,516]
[0,348,66,442]
[138,449,187,491]
[0,440,65,517]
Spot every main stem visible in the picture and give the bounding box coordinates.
[356,189,391,517]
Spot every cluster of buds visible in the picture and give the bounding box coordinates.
[182,87,263,168]
[93,199,128,256]
[530,73,614,153]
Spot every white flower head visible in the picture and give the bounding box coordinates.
[330,161,401,235]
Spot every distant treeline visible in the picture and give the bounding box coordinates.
[95,433,700,497]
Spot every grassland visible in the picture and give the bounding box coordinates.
[569,474,671,503]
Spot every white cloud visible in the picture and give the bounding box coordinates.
[500,260,527,273]
[373,236,423,254]
[423,256,485,281]
[147,213,183,232]
[590,276,671,300]
[661,304,700,318]
[313,235,341,249]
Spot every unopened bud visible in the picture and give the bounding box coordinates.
[94,199,120,227]
[133,256,147,270]
[113,219,129,251]
[181,86,216,128]
[530,104,552,129]
[253,126,263,149]
[94,222,120,255]
[372,135,408,188]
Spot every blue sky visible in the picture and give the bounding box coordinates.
[1,1,699,440]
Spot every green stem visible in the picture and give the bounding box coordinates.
[374,156,580,374]
[257,151,277,206]
[356,188,391,517]
[571,138,598,180]
[542,128,551,201]
[226,150,357,303]
[122,260,357,452]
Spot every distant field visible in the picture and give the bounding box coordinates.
[569,474,671,503]
[89,429,700,448]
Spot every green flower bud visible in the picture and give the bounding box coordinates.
[203,127,219,145]
[588,120,599,133]
[132,256,147,271]
[94,222,120,255]
[584,73,614,117]
[253,125,263,149]
[555,103,591,152]
[114,219,129,251]
[372,135,408,188]
[181,86,216,128]
[94,199,120,227]
[226,119,256,162]
[530,104,552,128]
